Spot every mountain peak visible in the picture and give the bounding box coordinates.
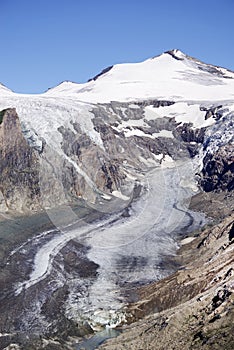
[165,49,186,60]
[151,49,186,61]
[44,49,234,103]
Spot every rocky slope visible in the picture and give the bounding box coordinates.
[98,209,234,350]
[199,142,234,192]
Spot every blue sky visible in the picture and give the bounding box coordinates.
[0,0,233,93]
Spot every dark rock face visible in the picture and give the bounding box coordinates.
[0,108,41,212]
[176,124,205,157]
[166,50,184,61]
[200,143,234,192]
[211,287,232,311]
[177,124,205,144]
[228,223,234,241]
[200,105,223,121]
[88,65,113,82]
[135,99,175,108]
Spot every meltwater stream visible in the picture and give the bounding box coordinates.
[75,329,122,350]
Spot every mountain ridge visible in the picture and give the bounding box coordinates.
[1,49,234,97]
[43,49,234,103]
[165,49,234,76]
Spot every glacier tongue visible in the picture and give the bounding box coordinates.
[65,160,206,329]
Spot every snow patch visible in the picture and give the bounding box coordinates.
[153,130,174,138]
[154,153,164,161]
[117,118,149,130]
[124,128,153,138]
[180,236,196,245]
[129,104,140,109]
[144,105,165,120]
[161,155,175,168]
[139,156,157,166]
[155,102,204,127]
[112,190,130,201]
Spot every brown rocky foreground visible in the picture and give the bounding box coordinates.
[98,195,234,350]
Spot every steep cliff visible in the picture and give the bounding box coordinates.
[0,108,41,213]
[200,142,234,192]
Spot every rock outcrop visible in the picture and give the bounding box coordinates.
[0,108,41,213]
[200,142,234,192]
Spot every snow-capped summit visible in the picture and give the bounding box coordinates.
[165,49,234,78]
[45,49,234,103]
[156,49,187,60]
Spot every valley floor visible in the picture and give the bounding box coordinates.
[0,175,233,350]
